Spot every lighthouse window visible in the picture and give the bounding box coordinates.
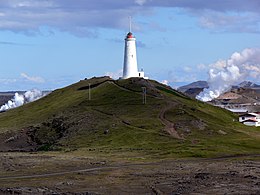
[132,55,133,58]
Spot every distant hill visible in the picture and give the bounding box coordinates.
[231,81,260,89]
[178,81,208,98]
[178,80,260,100]
[213,87,260,106]
[178,81,208,93]
[0,77,259,158]
[214,81,260,106]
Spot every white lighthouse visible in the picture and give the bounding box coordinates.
[121,18,147,79]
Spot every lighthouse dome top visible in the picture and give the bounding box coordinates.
[126,32,134,38]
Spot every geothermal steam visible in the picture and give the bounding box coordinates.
[196,48,260,101]
[0,89,47,112]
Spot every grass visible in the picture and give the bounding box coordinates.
[0,76,259,159]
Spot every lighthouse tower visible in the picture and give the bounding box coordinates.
[122,18,146,79]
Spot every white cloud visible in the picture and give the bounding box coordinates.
[21,73,45,83]
[0,0,259,36]
[197,48,260,101]
[0,78,17,84]
[161,80,169,85]
[197,63,207,70]
[105,69,123,79]
[183,66,192,72]
[198,11,260,33]
[135,0,147,6]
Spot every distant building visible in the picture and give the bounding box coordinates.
[239,113,260,127]
[226,108,248,114]
[121,18,147,79]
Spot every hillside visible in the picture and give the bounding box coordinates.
[178,81,208,92]
[0,76,259,158]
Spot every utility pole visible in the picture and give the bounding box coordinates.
[88,83,91,100]
[142,87,146,104]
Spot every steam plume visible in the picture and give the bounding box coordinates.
[196,48,260,101]
[0,89,47,112]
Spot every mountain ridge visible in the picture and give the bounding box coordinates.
[178,80,260,100]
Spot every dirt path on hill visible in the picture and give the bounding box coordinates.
[159,102,183,139]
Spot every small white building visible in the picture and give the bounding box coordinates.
[239,113,260,127]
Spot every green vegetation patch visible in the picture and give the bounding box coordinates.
[0,77,259,159]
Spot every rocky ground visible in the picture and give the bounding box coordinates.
[0,152,259,194]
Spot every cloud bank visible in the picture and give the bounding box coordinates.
[105,69,123,79]
[0,0,259,36]
[0,89,47,112]
[196,48,260,101]
[21,73,45,83]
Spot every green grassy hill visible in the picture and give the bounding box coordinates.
[0,76,259,158]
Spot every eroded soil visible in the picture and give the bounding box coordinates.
[0,153,259,194]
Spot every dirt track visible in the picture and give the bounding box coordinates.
[159,102,183,139]
[0,153,259,194]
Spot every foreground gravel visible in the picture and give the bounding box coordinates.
[0,153,259,194]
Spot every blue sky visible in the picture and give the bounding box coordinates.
[0,0,259,91]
